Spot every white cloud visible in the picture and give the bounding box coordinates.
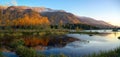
[11,0,17,6]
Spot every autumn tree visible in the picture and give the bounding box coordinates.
[58,20,63,29]
[12,13,50,29]
[0,8,51,29]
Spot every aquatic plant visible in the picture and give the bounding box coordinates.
[10,39,25,48]
[0,51,5,57]
[87,47,120,57]
[0,33,4,37]
[16,45,37,57]
[37,53,46,57]
[49,54,67,57]
[15,45,67,57]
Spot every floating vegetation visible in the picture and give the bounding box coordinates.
[89,34,93,36]
[118,36,120,39]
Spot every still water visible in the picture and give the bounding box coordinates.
[3,30,120,57]
[40,30,120,57]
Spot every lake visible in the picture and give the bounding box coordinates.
[2,30,120,57]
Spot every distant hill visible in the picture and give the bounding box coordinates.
[77,17,114,28]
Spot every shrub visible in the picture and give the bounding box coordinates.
[12,33,23,36]
[16,45,37,57]
[10,39,25,48]
[49,54,67,57]
[37,53,46,57]
[87,47,120,57]
[0,51,5,57]
[0,33,4,37]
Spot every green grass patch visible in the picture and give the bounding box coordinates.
[0,51,5,57]
[87,47,120,57]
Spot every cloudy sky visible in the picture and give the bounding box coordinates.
[0,0,120,26]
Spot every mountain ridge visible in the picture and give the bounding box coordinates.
[0,6,64,12]
[0,5,114,28]
[77,16,114,28]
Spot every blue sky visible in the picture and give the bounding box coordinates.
[0,0,120,26]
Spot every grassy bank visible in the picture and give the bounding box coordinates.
[0,51,4,57]
[0,30,73,57]
[86,47,120,57]
[0,29,119,57]
[69,31,100,34]
[0,29,68,37]
[0,29,101,37]
[0,47,120,57]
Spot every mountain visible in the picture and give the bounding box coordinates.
[0,6,64,12]
[0,5,114,28]
[0,6,79,25]
[0,6,7,10]
[40,11,114,28]
[0,6,50,26]
[77,16,114,28]
[41,12,80,25]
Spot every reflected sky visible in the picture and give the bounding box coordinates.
[40,30,120,56]
[2,30,120,57]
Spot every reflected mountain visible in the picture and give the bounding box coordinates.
[23,35,81,50]
[67,40,89,48]
[0,35,80,51]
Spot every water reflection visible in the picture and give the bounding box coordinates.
[104,32,120,39]
[113,32,117,37]
[33,46,47,51]
[67,34,108,42]
[1,30,120,57]
[67,40,89,48]
[23,35,80,50]
[42,30,120,56]
[0,35,80,51]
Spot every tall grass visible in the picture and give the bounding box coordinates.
[0,51,5,57]
[16,45,67,57]
[86,47,120,57]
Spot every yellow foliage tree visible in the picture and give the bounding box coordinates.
[12,14,50,26]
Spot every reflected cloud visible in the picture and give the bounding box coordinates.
[67,34,108,42]
[67,40,89,48]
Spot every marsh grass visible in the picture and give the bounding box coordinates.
[0,29,68,37]
[69,31,99,34]
[15,45,67,57]
[0,29,120,57]
[86,47,120,57]
[0,51,4,57]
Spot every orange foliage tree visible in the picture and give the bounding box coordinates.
[12,14,50,26]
